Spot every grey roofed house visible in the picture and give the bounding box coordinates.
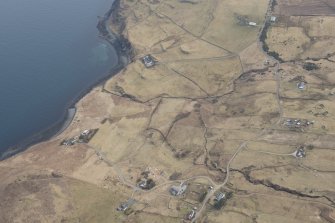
[214,192,226,201]
[186,210,196,220]
[116,203,128,212]
[169,183,187,196]
[270,16,277,22]
[81,129,90,136]
[116,199,135,212]
[295,147,306,158]
[138,179,148,189]
[142,55,155,68]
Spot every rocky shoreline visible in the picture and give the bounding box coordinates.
[0,0,132,160]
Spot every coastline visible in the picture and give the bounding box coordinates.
[0,0,132,160]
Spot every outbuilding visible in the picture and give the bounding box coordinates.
[248,22,257,26]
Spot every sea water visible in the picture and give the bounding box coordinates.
[0,0,118,157]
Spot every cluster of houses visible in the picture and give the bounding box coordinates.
[116,180,232,222]
[284,119,314,129]
[236,14,277,27]
[184,191,232,221]
[60,129,97,146]
[61,137,77,146]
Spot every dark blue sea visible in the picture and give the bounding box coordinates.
[0,0,118,157]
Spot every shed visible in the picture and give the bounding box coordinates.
[297,82,306,90]
[248,22,257,26]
